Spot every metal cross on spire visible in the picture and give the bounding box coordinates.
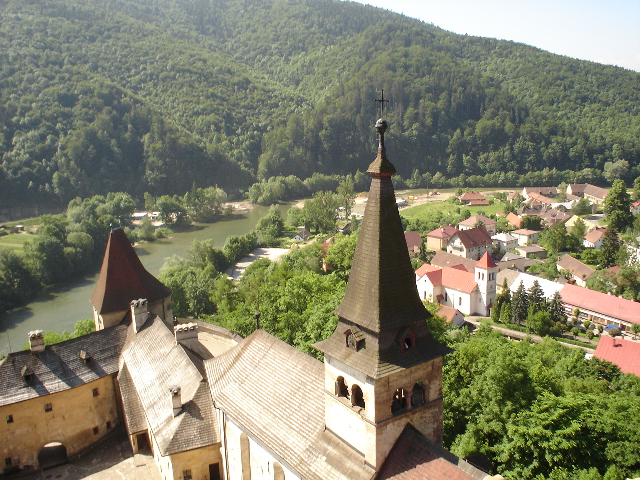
[374,89,389,119]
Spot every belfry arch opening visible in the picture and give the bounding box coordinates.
[391,388,407,415]
[38,442,68,470]
[335,376,349,398]
[351,384,365,409]
[411,383,426,407]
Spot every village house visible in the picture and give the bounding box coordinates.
[556,254,595,287]
[415,252,497,316]
[1,118,488,480]
[293,226,311,241]
[567,183,609,205]
[506,212,522,228]
[491,232,518,255]
[458,191,488,206]
[560,284,641,333]
[514,244,547,259]
[446,227,493,260]
[425,225,458,251]
[458,214,496,235]
[436,305,466,328]
[583,227,607,248]
[512,228,540,246]
[404,231,422,256]
[432,250,539,274]
[566,214,606,232]
[540,208,571,227]
[592,336,640,377]
[521,186,557,200]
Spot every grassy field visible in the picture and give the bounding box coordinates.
[0,232,36,252]
[401,199,508,220]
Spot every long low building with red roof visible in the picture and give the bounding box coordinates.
[593,336,640,377]
[560,284,640,333]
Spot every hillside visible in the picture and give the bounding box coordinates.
[0,0,638,208]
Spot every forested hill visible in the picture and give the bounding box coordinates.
[1,0,638,208]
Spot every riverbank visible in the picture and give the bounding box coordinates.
[0,204,289,356]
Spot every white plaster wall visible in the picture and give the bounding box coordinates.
[151,430,175,480]
[223,417,299,481]
[443,287,472,315]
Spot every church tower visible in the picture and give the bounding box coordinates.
[315,116,449,472]
[475,251,497,316]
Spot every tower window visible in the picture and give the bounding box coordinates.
[411,383,426,407]
[6,415,13,424]
[335,376,349,398]
[92,388,99,397]
[44,403,52,412]
[183,469,192,480]
[351,385,365,410]
[93,426,99,435]
[391,388,407,415]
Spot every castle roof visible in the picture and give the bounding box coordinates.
[120,317,218,455]
[0,324,127,407]
[91,228,170,315]
[205,330,375,479]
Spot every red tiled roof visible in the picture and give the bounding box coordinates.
[437,305,462,323]
[506,212,522,228]
[426,225,458,239]
[593,337,640,377]
[528,192,555,204]
[476,252,496,269]
[459,214,496,228]
[91,229,171,314]
[584,228,607,244]
[560,284,640,325]
[416,264,477,293]
[453,227,492,249]
[378,425,484,479]
[404,231,422,250]
[459,192,487,202]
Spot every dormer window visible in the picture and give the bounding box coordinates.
[344,328,365,351]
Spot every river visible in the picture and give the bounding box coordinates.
[0,204,288,355]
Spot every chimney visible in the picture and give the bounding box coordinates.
[28,330,45,353]
[174,322,198,345]
[130,298,149,333]
[169,386,182,416]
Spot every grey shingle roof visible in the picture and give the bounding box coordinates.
[117,364,147,434]
[120,317,218,455]
[0,324,127,407]
[205,330,374,480]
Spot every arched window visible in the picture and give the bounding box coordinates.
[351,384,365,409]
[391,388,407,415]
[411,383,426,407]
[335,376,349,398]
[240,433,251,480]
[344,329,352,347]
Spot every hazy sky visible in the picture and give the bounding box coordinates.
[353,0,640,71]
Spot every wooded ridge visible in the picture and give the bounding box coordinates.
[1,0,638,208]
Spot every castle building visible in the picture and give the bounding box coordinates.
[1,117,486,480]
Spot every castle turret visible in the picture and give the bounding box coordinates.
[91,228,172,331]
[315,115,448,471]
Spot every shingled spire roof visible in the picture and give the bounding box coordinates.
[315,118,447,379]
[91,228,170,315]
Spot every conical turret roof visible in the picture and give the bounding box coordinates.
[91,228,171,314]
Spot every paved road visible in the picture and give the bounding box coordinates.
[466,317,595,353]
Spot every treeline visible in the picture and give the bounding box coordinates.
[1,0,638,209]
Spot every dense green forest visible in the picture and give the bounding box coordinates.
[1,0,638,209]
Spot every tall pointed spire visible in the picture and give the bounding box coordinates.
[315,114,446,379]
